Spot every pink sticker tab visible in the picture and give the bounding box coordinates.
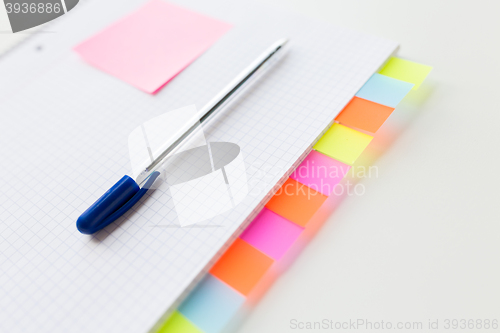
[240,208,303,260]
[291,150,351,196]
[74,0,232,93]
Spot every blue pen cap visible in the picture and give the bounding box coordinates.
[77,176,139,234]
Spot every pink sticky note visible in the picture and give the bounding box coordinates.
[290,150,351,196]
[74,0,232,93]
[240,208,303,260]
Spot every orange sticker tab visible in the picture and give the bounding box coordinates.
[209,239,274,295]
[335,97,395,133]
[265,178,328,227]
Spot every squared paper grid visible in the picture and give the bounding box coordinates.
[0,0,398,332]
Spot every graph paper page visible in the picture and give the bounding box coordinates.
[0,0,398,332]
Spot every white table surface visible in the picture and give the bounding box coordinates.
[237,0,500,332]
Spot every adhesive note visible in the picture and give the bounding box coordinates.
[379,57,432,90]
[355,73,414,107]
[157,311,202,333]
[313,123,373,165]
[290,150,351,196]
[209,238,273,295]
[178,275,245,333]
[240,208,303,260]
[74,0,232,93]
[335,97,395,133]
[265,178,328,227]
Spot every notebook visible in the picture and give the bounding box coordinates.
[0,0,398,332]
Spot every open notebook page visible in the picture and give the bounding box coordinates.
[0,0,398,332]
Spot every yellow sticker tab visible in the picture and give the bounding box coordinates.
[157,311,202,333]
[378,57,432,90]
[313,123,373,165]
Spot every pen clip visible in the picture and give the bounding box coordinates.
[76,171,160,234]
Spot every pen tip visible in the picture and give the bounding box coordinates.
[279,38,289,46]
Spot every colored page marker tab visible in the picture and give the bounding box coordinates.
[379,57,432,90]
[265,178,328,227]
[335,97,395,133]
[291,150,351,195]
[355,73,414,107]
[157,311,202,333]
[74,0,232,93]
[178,275,245,333]
[313,123,373,165]
[210,238,273,295]
[240,208,303,260]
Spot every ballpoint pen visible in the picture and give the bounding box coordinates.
[77,38,289,234]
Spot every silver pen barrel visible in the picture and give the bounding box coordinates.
[135,38,289,187]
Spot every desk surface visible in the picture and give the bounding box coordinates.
[239,0,500,332]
